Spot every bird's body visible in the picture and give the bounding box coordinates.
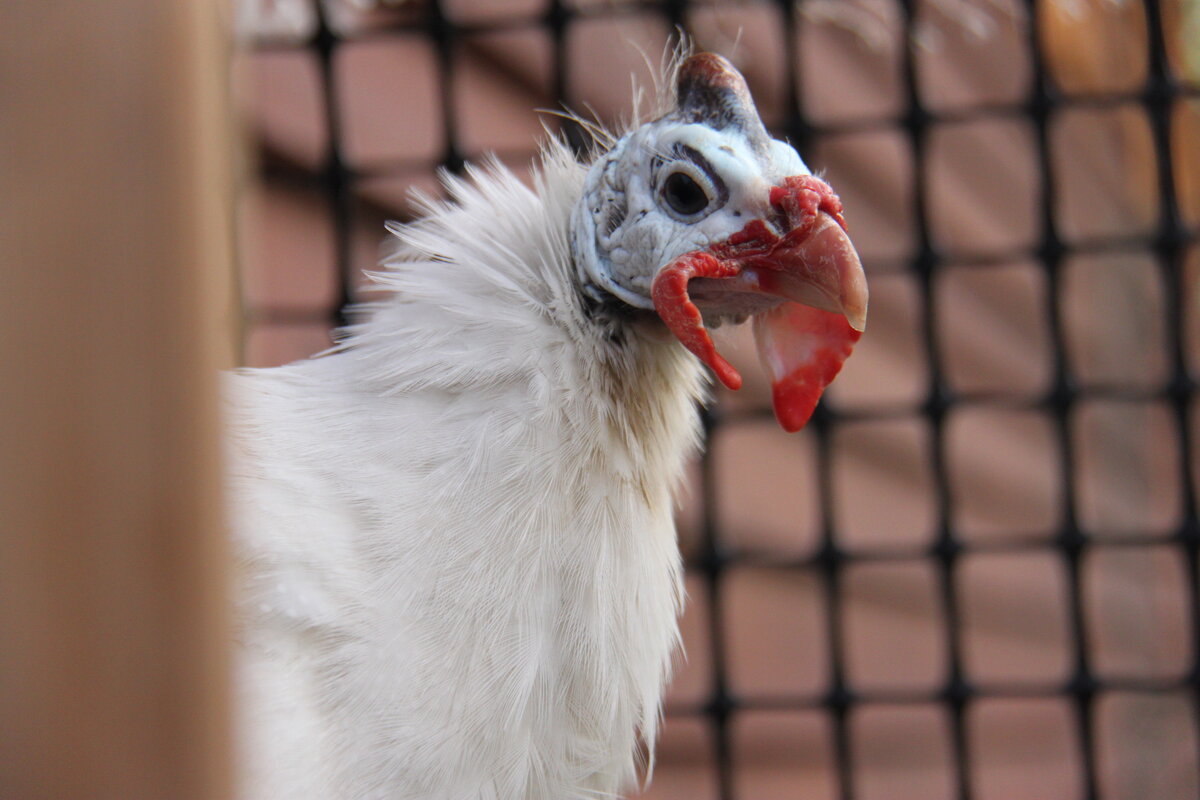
[228,149,701,799]
[229,53,867,799]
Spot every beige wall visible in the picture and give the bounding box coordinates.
[0,4,236,799]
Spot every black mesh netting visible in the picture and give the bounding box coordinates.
[237,1,1200,797]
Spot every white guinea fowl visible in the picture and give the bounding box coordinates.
[228,52,868,800]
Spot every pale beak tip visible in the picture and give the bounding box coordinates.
[847,305,867,333]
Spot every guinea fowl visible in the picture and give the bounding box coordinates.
[228,51,867,800]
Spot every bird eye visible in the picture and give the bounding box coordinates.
[662,171,711,217]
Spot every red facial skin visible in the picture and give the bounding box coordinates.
[651,175,863,432]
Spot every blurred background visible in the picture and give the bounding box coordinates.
[225,0,1200,796]
[229,0,1200,798]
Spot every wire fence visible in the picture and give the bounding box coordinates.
[237,1,1199,797]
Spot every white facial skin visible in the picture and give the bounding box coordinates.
[572,120,810,311]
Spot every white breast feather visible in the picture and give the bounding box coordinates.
[227,137,707,800]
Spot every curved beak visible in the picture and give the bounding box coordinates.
[650,175,868,432]
[717,211,867,332]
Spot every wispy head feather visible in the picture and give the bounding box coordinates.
[535,34,693,159]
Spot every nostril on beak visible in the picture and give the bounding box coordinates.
[766,207,791,237]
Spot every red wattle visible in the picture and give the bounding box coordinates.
[753,304,862,432]
[651,251,743,391]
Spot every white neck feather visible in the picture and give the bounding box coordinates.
[231,138,709,799]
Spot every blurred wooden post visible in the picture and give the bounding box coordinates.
[0,3,236,799]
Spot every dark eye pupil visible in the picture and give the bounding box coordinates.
[663,172,709,216]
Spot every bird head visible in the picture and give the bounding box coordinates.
[571,53,868,432]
